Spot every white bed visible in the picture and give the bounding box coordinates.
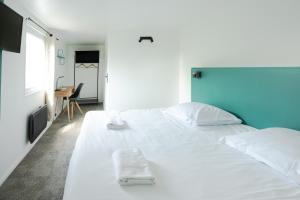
[63,109,300,200]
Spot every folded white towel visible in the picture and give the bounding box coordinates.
[106,112,127,130]
[112,148,155,186]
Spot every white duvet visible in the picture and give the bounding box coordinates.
[63,109,300,200]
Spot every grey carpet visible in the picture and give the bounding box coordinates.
[0,104,103,200]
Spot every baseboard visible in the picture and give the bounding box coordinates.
[53,109,62,121]
[0,121,52,186]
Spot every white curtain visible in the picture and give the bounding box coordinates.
[45,37,56,121]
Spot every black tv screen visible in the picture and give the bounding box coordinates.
[75,51,99,63]
[0,3,23,53]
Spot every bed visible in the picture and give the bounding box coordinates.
[63,109,300,200]
[64,67,300,199]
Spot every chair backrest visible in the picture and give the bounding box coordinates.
[71,83,84,99]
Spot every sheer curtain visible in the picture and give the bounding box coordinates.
[45,37,56,121]
[25,30,47,95]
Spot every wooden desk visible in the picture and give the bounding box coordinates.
[55,86,74,121]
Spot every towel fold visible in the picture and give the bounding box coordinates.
[112,148,155,186]
[106,112,127,130]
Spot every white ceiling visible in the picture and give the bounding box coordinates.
[17,0,300,44]
[18,0,184,44]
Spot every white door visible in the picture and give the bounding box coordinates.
[105,33,179,110]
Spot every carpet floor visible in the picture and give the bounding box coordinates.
[0,104,103,200]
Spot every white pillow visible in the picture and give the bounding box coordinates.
[196,103,242,126]
[223,128,300,184]
[164,102,241,126]
[163,102,203,124]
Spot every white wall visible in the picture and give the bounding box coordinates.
[53,38,67,117]
[65,44,105,102]
[0,0,66,185]
[54,41,67,87]
[106,30,179,110]
[178,0,300,102]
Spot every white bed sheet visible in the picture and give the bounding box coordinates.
[63,109,300,200]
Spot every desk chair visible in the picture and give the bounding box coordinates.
[63,83,84,119]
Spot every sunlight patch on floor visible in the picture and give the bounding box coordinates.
[61,123,76,133]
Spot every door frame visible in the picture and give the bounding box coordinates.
[73,50,100,103]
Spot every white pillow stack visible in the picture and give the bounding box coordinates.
[164,102,242,126]
[223,128,300,185]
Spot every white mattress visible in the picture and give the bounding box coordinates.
[63,109,300,200]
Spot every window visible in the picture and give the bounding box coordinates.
[25,28,47,95]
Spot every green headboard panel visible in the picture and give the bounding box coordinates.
[191,67,300,130]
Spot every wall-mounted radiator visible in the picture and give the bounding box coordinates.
[28,105,48,143]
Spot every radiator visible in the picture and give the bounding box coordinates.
[28,105,48,143]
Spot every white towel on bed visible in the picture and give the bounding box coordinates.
[112,148,155,186]
[106,112,127,130]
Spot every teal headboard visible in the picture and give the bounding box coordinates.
[191,67,300,130]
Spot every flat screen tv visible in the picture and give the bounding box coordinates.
[75,51,99,63]
[0,3,23,53]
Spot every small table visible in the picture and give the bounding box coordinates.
[54,86,75,121]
